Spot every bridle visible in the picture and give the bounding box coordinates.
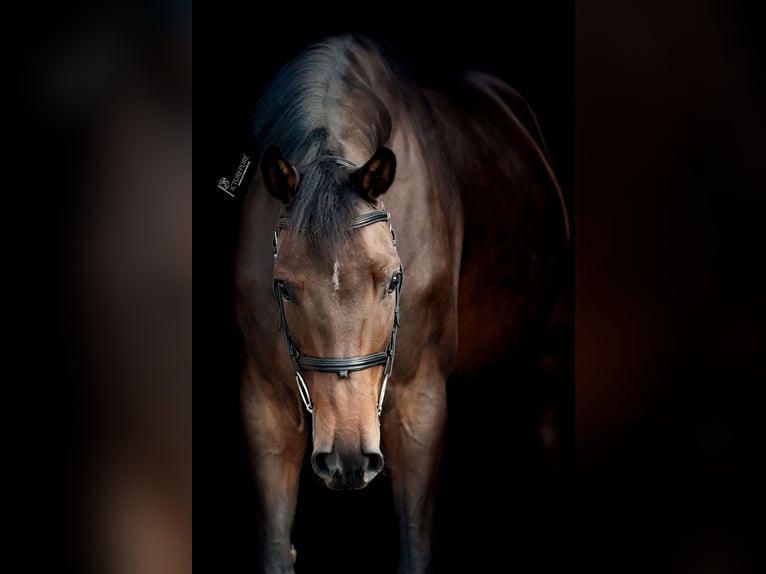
[272,209,402,417]
[271,167,403,417]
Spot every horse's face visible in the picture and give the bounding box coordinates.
[265,146,399,490]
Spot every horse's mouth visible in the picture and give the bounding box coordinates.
[324,470,371,491]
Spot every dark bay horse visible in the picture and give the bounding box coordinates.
[234,34,569,574]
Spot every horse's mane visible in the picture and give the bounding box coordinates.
[253,35,394,255]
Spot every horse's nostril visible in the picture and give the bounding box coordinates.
[311,451,331,477]
[313,448,382,487]
[365,451,384,473]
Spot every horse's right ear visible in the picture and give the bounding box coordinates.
[353,147,396,200]
[261,146,299,204]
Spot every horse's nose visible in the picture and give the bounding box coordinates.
[310,448,334,478]
[311,446,384,490]
[364,449,384,475]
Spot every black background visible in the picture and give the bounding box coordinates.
[198,3,573,573]
[196,1,766,572]
[3,0,764,571]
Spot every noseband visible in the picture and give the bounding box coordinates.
[271,168,402,417]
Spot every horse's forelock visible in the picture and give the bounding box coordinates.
[254,35,393,257]
[288,158,358,258]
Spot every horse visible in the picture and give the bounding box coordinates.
[234,34,570,574]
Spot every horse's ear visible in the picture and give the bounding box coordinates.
[261,146,299,204]
[354,147,396,200]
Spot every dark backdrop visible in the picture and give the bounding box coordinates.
[197,4,573,572]
[5,0,763,571]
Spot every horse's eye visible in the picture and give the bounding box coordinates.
[387,272,401,295]
[275,280,291,301]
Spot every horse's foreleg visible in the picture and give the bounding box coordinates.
[242,374,307,574]
[383,374,447,574]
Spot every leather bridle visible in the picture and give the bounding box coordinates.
[271,191,403,417]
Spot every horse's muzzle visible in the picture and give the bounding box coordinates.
[311,446,384,490]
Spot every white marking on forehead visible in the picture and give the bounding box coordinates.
[332,260,341,293]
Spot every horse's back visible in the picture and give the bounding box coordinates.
[430,72,570,374]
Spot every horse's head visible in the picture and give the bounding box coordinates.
[264,145,400,490]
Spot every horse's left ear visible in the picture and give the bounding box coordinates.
[262,146,299,204]
[354,147,396,200]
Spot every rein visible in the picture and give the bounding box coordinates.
[271,165,403,416]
